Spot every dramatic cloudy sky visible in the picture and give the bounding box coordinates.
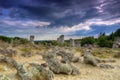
[0,0,120,40]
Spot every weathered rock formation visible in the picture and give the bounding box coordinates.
[83,51,98,66]
[44,48,80,75]
[0,56,54,80]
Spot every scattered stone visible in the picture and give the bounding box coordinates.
[99,64,114,69]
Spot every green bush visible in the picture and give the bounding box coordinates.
[81,37,95,46]
[0,35,12,43]
[97,33,113,48]
[13,37,29,44]
[97,35,108,47]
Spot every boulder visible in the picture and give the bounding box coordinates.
[83,51,98,66]
[46,54,80,75]
[44,48,80,75]
[46,58,72,75]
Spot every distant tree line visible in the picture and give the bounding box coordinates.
[0,28,120,48]
[0,35,29,44]
[81,28,120,48]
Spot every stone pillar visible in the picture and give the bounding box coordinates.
[112,37,120,48]
[70,38,75,47]
[75,41,81,48]
[57,35,64,44]
[30,35,35,44]
[59,35,64,44]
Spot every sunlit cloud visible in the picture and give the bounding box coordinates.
[1,19,51,27]
[58,18,120,33]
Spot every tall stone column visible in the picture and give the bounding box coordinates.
[57,35,64,44]
[59,35,64,44]
[30,35,35,44]
[70,38,75,47]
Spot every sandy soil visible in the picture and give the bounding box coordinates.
[54,59,120,80]
[0,48,120,80]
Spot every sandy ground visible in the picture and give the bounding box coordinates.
[0,48,120,80]
[54,59,120,80]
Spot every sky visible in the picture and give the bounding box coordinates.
[0,0,120,40]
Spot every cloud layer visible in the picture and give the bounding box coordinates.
[0,0,120,40]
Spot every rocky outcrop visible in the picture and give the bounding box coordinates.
[0,56,54,80]
[83,50,116,68]
[30,63,54,80]
[44,49,80,75]
[83,51,98,66]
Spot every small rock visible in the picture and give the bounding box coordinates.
[99,64,114,69]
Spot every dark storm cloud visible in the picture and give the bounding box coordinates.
[0,0,120,27]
